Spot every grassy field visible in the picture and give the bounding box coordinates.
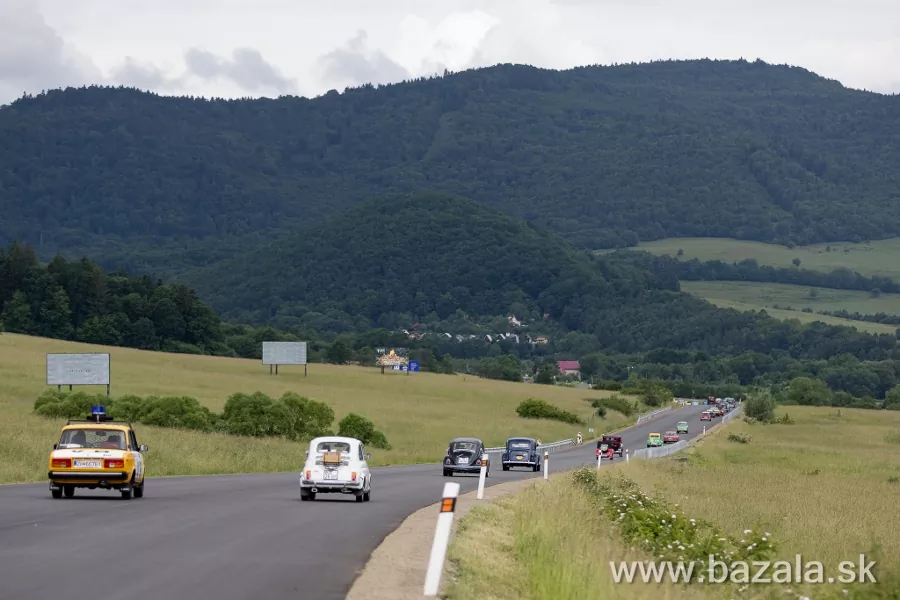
[447,406,900,599]
[682,281,900,326]
[624,237,900,281]
[0,333,638,483]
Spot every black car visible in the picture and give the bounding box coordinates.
[443,437,489,477]
[501,437,540,471]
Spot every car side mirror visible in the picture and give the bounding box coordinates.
[53,443,57,449]
[139,444,148,452]
[365,453,371,460]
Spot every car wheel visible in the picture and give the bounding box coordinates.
[133,480,144,498]
[51,487,63,499]
[356,492,364,502]
[121,487,133,500]
[502,465,508,471]
[63,485,75,498]
[363,489,370,502]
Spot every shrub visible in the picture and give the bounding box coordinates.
[589,394,637,417]
[640,384,672,408]
[595,404,607,418]
[32,389,337,442]
[774,412,795,424]
[516,398,584,425]
[337,413,391,449]
[727,433,750,444]
[744,391,776,422]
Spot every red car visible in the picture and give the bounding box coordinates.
[663,431,679,444]
[700,411,712,421]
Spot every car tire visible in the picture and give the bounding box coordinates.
[51,487,62,499]
[355,492,363,502]
[443,469,450,476]
[121,488,133,500]
[502,465,509,471]
[63,485,75,498]
[363,489,371,502]
[134,481,144,498]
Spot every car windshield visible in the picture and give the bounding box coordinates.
[649,434,660,438]
[450,441,478,451]
[58,428,126,450]
[666,431,676,435]
[508,441,531,449]
[315,441,351,453]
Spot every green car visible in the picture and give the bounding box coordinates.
[646,433,663,447]
[676,421,689,434]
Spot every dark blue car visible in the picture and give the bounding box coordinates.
[501,437,540,471]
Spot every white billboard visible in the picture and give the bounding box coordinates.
[262,341,308,365]
[46,353,111,385]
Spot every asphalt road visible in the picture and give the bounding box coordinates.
[0,405,709,600]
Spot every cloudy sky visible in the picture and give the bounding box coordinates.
[2,0,897,106]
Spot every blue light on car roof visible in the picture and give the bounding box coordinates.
[91,405,106,414]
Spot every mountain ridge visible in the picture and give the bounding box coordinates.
[2,58,899,276]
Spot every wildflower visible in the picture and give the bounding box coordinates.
[671,514,676,519]
[761,536,767,541]
[744,529,752,534]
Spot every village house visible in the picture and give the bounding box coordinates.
[557,360,581,378]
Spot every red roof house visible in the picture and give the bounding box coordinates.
[557,360,581,376]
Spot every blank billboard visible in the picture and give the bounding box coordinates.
[46,353,111,385]
[262,341,308,365]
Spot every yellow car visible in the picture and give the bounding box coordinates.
[48,406,147,500]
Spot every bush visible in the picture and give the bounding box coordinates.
[595,404,607,418]
[744,391,776,422]
[774,412,795,424]
[640,384,672,408]
[727,433,751,443]
[589,394,637,417]
[337,413,391,449]
[33,389,337,442]
[516,398,584,425]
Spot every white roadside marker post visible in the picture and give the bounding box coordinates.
[543,451,549,480]
[476,453,488,500]
[424,482,461,596]
[596,449,602,469]
[625,449,630,463]
[702,425,706,435]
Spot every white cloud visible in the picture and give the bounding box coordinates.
[1,0,897,106]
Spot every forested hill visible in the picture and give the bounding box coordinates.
[183,191,900,361]
[3,59,900,275]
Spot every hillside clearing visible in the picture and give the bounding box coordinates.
[447,406,899,599]
[0,333,637,483]
[692,298,899,335]
[682,281,900,321]
[624,237,900,280]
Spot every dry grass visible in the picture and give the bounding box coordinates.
[0,333,638,483]
[619,407,900,575]
[624,237,900,281]
[445,475,703,600]
[446,407,900,599]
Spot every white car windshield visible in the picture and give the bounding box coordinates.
[508,441,531,449]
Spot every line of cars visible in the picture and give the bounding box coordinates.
[700,397,737,421]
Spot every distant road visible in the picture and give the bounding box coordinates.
[0,406,707,600]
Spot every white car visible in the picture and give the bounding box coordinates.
[300,436,372,502]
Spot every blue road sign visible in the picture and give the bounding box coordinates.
[409,360,420,372]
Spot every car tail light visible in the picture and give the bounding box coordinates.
[305,470,311,479]
[351,472,357,481]
[475,459,481,466]
[52,458,71,468]
[104,458,124,469]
